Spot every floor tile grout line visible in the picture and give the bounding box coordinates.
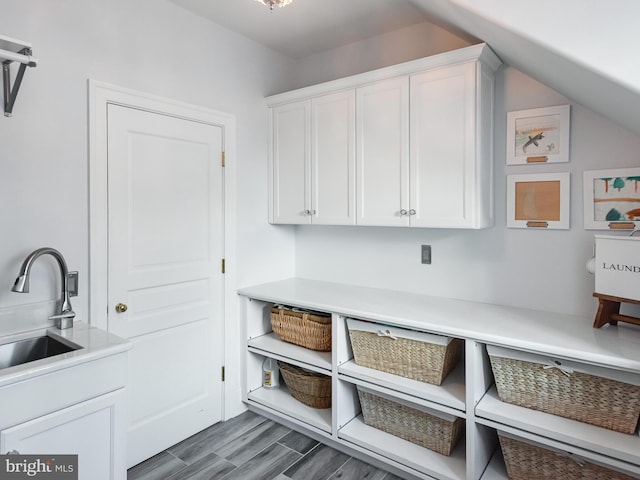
[275,441,306,456]
[323,454,352,480]
[164,450,186,464]
[181,415,275,467]
[276,425,359,479]
[217,423,294,467]
[216,436,300,480]
[215,427,301,478]
[279,442,324,476]
[128,450,189,480]
[211,415,273,457]
[326,458,351,480]
[129,413,393,480]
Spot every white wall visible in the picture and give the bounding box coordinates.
[3,0,639,425]
[409,0,640,138]
[282,20,471,92]
[0,0,298,419]
[0,0,295,335]
[291,56,640,316]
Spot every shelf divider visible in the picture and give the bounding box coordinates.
[339,415,466,480]
[476,386,640,469]
[248,332,332,372]
[338,359,465,412]
[248,384,332,434]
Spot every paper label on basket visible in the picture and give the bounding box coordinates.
[376,329,398,340]
[553,450,585,466]
[543,360,574,377]
[347,318,451,346]
[487,344,640,386]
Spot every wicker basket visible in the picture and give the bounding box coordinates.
[357,386,464,456]
[499,432,637,480]
[488,345,640,434]
[271,307,331,352]
[277,361,331,409]
[347,318,462,385]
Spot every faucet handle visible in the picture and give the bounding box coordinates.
[49,311,75,330]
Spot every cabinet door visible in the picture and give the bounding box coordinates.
[356,77,410,226]
[409,63,478,228]
[271,100,311,224]
[311,91,356,225]
[1,390,126,480]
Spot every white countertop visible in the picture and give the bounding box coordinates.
[0,322,131,388]
[238,278,640,373]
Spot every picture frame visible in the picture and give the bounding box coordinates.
[583,167,640,230]
[507,172,570,229]
[506,105,570,165]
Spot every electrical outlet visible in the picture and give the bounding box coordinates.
[68,271,79,297]
[421,245,431,264]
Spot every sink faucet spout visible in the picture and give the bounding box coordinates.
[11,247,75,329]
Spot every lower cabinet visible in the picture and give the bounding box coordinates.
[240,281,640,480]
[0,351,128,480]
[1,390,125,480]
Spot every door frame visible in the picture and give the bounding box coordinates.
[88,79,238,420]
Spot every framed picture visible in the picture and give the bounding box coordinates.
[583,167,640,230]
[507,172,570,229]
[506,105,570,165]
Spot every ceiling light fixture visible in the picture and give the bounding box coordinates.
[255,0,294,11]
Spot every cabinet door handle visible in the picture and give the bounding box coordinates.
[400,209,408,216]
[409,209,416,216]
[304,209,311,215]
[311,209,316,215]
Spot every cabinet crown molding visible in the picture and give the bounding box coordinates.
[266,43,501,107]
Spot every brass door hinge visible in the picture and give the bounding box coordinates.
[221,366,225,382]
[221,258,225,274]
[221,151,225,167]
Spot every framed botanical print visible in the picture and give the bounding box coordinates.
[507,172,570,229]
[584,167,640,230]
[506,105,570,165]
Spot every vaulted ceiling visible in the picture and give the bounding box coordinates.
[409,0,640,137]
[170,0,640,136]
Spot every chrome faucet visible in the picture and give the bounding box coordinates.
[11,247,76,329]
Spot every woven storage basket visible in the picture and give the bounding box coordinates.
[277,361,331,409]
[357,386,464,456]
[347,318,462,385]
[488,345,640,434]
[499,432,637,480]
[271,307,331,352]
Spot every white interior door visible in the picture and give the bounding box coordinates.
[106,104,224,467]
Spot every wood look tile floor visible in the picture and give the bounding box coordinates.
[127,411,404,480]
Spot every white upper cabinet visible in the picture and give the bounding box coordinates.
[267,44,501,228]
[410,62,492,228]
[312,90,356,225]
[356,77,409,226]
[270,99,310,224]
[270,91,355,225]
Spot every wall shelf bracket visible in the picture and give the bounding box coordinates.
[0,35,38,117]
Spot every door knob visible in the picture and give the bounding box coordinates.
[115,303,128,313]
